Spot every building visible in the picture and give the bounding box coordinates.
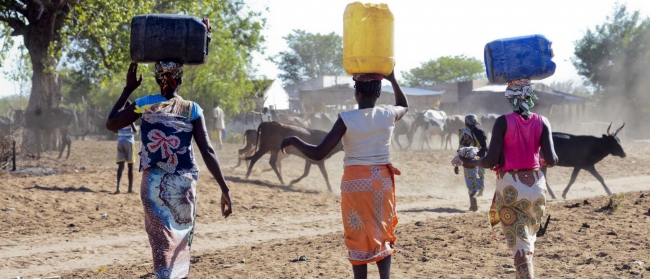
[284,76,353,112]
[299,83,444,113]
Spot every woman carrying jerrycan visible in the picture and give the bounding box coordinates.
[461,35,559,278]
[280,3,406,279]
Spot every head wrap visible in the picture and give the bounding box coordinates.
[465,114,479,126]
[154,61,184,82]
[505,78,537,116]
[353,73,384,82]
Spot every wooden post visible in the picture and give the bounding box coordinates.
[11,140,16,171]
[82,96,88,141]
[72,105,79,140]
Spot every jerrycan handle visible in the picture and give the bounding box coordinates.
[203,18,211,57]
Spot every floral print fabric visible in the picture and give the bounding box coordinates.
[135,95,202,278]
[137,96,199,180]
[490,170,546,256]
[141,168,197,279]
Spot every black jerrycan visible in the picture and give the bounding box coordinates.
[130,14,211,65]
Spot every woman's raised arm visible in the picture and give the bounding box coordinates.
[281,117,347,161]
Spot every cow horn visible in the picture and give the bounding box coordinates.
[606,122,612,136]
[614,123,625,136]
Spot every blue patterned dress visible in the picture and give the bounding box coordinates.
[458,127,485,196]
[134,94,202,279]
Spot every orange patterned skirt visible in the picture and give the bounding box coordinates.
[340,164,400,265]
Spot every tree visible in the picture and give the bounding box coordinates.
[572,4,650,137]
[271,30,344,85]
[0,0,264,111]
[401,55,485,87]
[0,0,264,148]
[60,69,91,105]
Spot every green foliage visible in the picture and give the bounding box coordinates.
[271,30,344,85]
[572,4,650,137]
[401,55,485,86]
[60,70,92,105]
[0,0,265,117]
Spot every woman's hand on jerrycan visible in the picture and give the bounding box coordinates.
[125,62,143,93]
[384,67,396,83]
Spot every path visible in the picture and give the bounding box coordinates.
[3,175,650,277]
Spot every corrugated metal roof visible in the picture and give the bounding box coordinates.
[381,86,444,96]
[300,84,445,96]
[548,90,589,101]
[472,85,589,102]
[472,84,507,92]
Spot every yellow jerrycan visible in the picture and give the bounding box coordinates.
[343,2,394,75]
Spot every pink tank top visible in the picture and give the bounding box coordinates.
[502,112,544,171]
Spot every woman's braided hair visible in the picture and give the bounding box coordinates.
[354,80,382,99]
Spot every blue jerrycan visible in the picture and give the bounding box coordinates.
[484,34,556,84]
[130,14,210,65]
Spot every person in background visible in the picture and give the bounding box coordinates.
[115,100,138,194]
[260,107,272,122]
[106,62,233,278]
[213,100,225,150]
[454,114,488,211]
[281,69,407,279]
[461,78,558,279]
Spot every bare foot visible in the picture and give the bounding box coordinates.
[114,190,122,195]
[127,191,138,195]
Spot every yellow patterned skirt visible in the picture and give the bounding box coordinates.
[490,169,546,256]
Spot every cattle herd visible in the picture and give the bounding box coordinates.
[234,109,627,199]
[0,106,629,199]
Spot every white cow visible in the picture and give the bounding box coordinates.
[412,109,448,150]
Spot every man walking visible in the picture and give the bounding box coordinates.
[115,100,138,194]
[213,100,225,150]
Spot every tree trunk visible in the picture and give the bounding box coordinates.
[19,2,70,155]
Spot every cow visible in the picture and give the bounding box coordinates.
[234,129,259,169]
[411,110,445,150]
[542,123,626,199]
[244,121,343,192]
[11,106,75,159]
[307,112,334,131]
[443,115,465,150]
[480,113,499,138]
[0,115,15,138]
[392,115,414,150]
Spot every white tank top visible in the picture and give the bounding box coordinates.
[339,106,395,167]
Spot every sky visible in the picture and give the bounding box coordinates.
[0,0,649,98]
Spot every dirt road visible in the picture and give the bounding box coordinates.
[1,140,649,278]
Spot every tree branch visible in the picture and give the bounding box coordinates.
[0,14,26,36]
[5,0,28,17]
[89,34,112,70]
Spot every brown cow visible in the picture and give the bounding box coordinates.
[233,129,258,169]
[245,121,343,192]
[444,115,465,150]
[234,129,288,172]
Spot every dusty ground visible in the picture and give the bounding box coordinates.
[1,138,649,278]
